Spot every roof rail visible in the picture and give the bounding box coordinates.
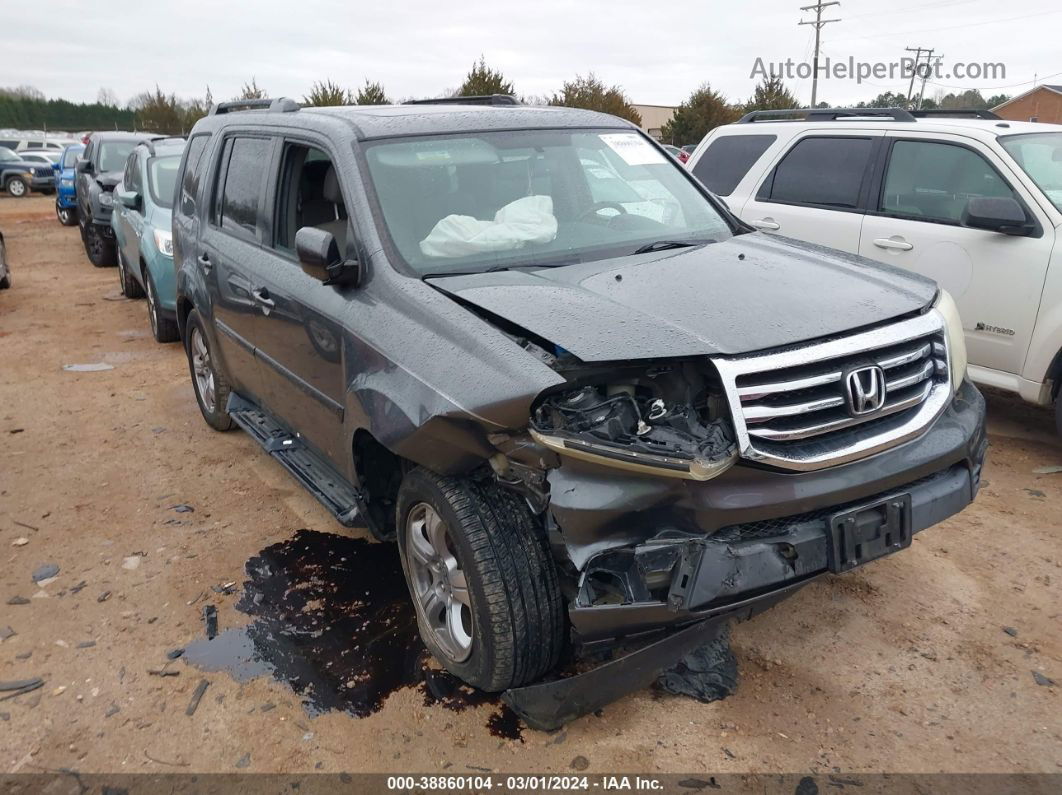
[208,97,300,116]
[139,136,186,156]
[908,108,1000,120]
[405,94,522,107]
[737,107,917,123]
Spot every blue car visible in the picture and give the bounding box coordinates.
[111,137,186,343]
[54,143,84,226]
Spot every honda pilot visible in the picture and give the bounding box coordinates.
[173,97,987,727]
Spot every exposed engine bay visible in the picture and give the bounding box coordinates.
[528,360,737,481]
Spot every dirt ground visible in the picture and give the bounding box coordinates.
[1,194,1060,776]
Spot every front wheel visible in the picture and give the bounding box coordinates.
[396,468,565,692]
[117,250,144,298]
[184,309,234,431]
[6,177,28,198]
[84,224,116,267]
[56,203,77,226]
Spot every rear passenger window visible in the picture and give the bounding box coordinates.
[178,134,210,216]
[216,137,270,238]
[880,140,1019,224]
[763,137,873,208]
[692,135,775,196]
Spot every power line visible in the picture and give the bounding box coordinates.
[831,8,1061,43]
[799,1,841,107]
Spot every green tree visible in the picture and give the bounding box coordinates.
[238,78,267,100]
[458,56,514,97]
[304,80,351,107]
[549,73,641,125]
[132,86,185,134]
[660,84,741,146]
[856,91,909,108]
[354,80,389,105]
[743,73,799,112]
[938,89,988,109]
[986,93,1010,108]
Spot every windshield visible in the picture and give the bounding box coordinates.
[362,129,734,275]
[62,147,83,168]
[0,147,20,162]
[98,141,136,173]
[999,132,1062,212]
[148,154,181,209]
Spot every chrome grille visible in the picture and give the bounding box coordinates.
[713,312,953,471]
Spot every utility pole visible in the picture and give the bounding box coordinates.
[904,47,925,107]
[800,1,841,107]
[916,51,940,109]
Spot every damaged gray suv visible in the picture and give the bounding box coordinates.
[174,97,987,727]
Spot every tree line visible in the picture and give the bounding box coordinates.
[1,59,1012,146]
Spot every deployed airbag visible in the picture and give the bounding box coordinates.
[420,195,557,258]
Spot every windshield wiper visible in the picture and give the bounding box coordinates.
[632,238,716,255]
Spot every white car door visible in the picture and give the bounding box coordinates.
[857,134,1054,376]
[737,131,884,251]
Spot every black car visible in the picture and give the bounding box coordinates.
[0,146,54,197]
[173,97,987,728]
[76,132,161,266]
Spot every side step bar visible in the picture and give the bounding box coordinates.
[227,393,367,527]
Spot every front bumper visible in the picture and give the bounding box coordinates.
[556,379,987,646]
[30,174,55,190]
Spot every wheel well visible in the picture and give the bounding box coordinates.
[353,430,408,537]
[176,297,194,340]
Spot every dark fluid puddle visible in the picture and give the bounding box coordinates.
[182,529,523,740]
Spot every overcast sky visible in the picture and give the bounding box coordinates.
[7,0,1060,108]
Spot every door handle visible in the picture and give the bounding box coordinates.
[252,288,275,312]
[750,218,780,231]
[873,237,914,251]
[198,253,213,273]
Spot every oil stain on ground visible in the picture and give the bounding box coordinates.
[182,528,523,740]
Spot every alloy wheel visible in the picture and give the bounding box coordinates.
[146,278,159,338]
[190,327,216,413]
[7,178,26,197]
[406,503,473,663]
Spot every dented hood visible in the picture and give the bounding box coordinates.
[427,233,938,362]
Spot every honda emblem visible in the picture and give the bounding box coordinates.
[844,366,887,416]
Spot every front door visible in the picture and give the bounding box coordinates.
[857,135,1054,375]
[249,140,349,465]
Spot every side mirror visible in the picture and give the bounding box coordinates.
[962,197,1035,236]
[295,227,360,287]
[76,159,91,173]
[117,188,140,209]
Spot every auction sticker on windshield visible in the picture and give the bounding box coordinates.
[600,133,666,166]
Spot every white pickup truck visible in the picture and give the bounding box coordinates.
[688,108,1062,433]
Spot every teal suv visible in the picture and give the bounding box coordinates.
[112,137,186,342]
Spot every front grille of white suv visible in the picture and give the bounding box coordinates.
[712,311,952,471]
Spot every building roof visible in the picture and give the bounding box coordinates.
[992,84,1062,111]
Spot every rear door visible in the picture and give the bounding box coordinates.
[196,133,277,403]
[247,138,349,465]
[858,134,1054,375]
[737,131,883,251]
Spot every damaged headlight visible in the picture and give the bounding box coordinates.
[934,289,968,393]
[529,364,738,481]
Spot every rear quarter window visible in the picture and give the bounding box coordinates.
[691,134,776,196]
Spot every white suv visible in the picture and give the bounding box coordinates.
[687,108,1062,433]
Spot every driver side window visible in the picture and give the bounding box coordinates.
[272,143,347,256]
[880,140,1019,224]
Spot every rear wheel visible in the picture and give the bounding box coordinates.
[117,250,144,298]
[184,309,233,431]
[56,203,77,226]
[146,272,180,343]
[84,224,116,267]
[396,468,565,692]
[6,176,28,198]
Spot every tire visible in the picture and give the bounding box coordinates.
[84,224,116,267]
[6,176,28,198]
[56,203,77,226]
[184,309,234,431]
[396,468,565,692]
[117,250,144,299]
[0,240,9,289]
[146,271,179,343]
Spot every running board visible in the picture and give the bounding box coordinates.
[227,393,366,528]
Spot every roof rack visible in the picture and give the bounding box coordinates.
[737,107,917,123]
[208,97,299,116]
[908,108,1000,119]
[405,94,522,107]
